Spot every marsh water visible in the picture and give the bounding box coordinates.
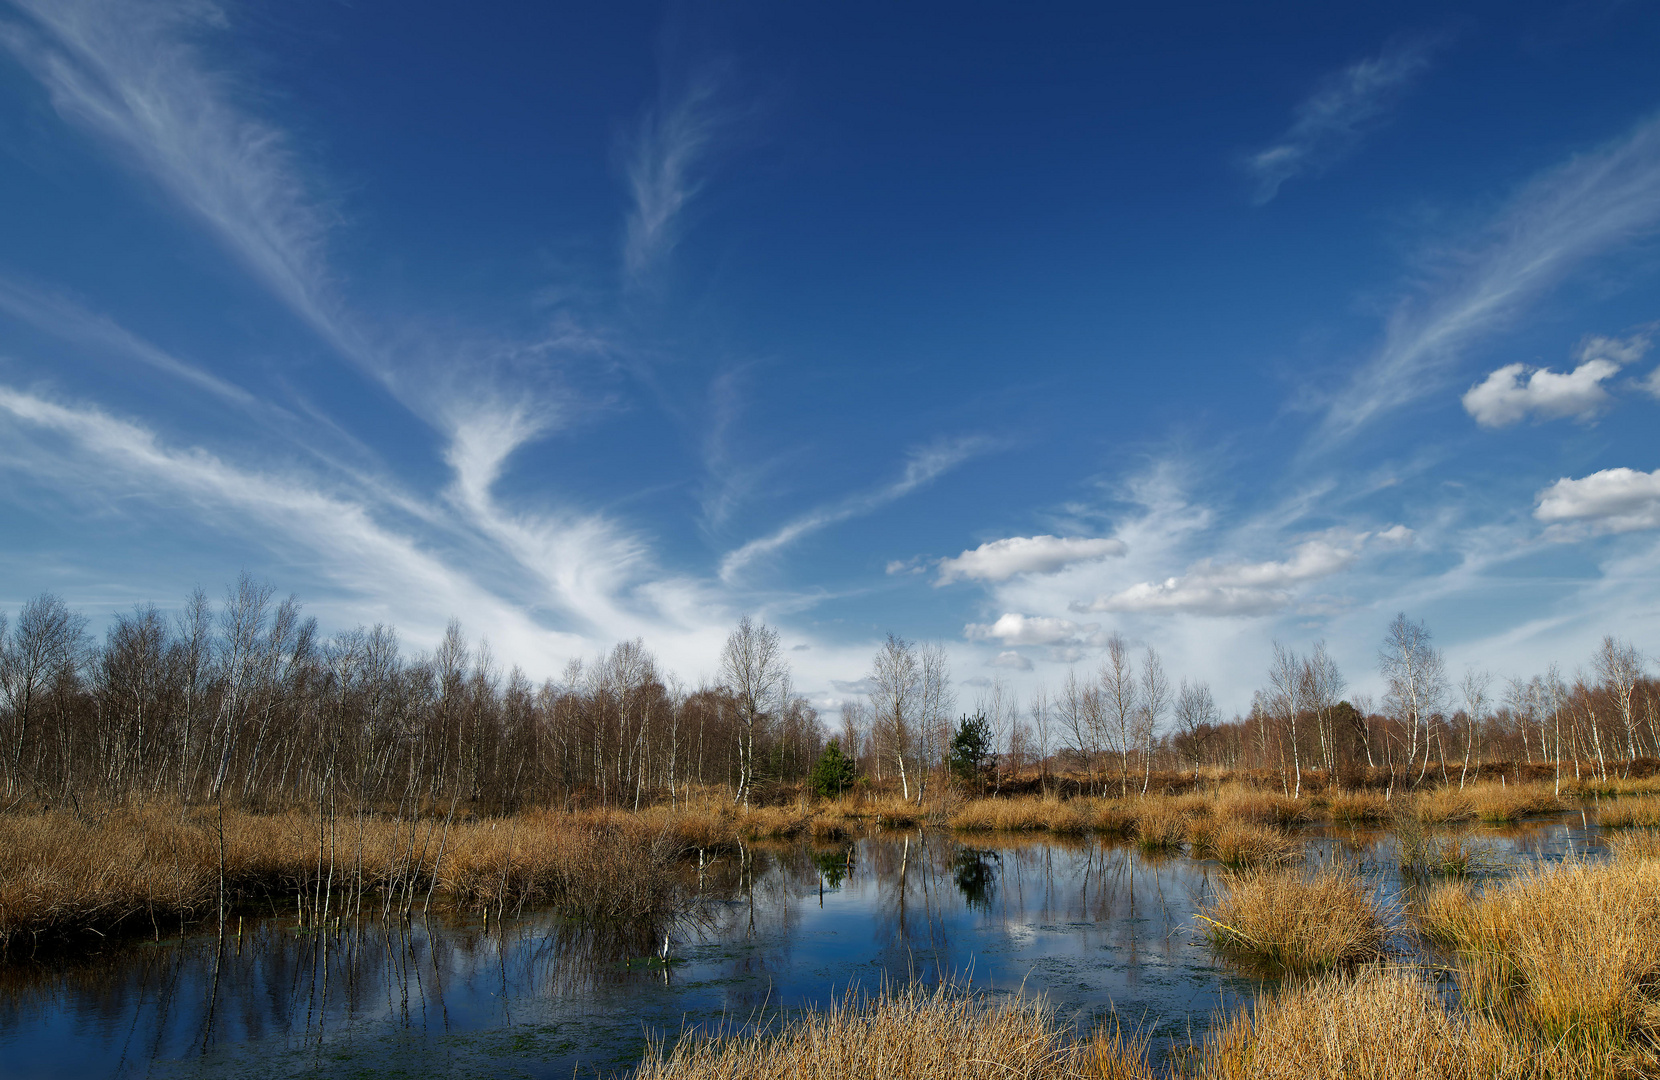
[0,814,1605,1079]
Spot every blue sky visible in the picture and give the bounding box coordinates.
[1,0,1658,715]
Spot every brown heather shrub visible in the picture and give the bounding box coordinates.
[1199,863,1388,975]
[1416,852,1660,1051]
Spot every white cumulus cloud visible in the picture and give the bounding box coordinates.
[1535,467,1660,536]
[937,534,1126,585]
[965,613,1098,646]
[1073,531,1401,617]
[988,651,1033,671]
[1462,358,1623,427]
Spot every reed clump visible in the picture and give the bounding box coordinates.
[1132,802,1189,854]
[1605,828,1660,861]
[1467,783,1563,824]
[1416,850,1660,1054]
[1199,862,1388,975]
[1327,790,1390,825]
[951,796,1091,833]
[1596,795,1660,829]
[1201,968,1517,1080]
[633,982,1153,1080]
[1214,788,1312,828]
[1190,820,1299,869]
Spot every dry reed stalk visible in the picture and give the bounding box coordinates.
[1199,862,1387,974]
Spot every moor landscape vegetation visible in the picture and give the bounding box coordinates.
[1,577,1659,1077]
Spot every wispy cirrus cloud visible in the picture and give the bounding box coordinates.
[0,276,261,411]
[623,67,728,282]
[0,383,581,653]
[0,0,372,372]
[718,437,988,585]
[1314,110,1660,446]
[1247,37,1438,205]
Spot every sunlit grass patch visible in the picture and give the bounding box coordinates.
[1198,862,1387,975]
[1416,850,1660,1055]
[633,982,1156,1080]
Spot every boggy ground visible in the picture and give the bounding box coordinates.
[637,837,1660,1079]
[1,769,1653,952]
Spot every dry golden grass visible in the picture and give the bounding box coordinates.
[633,982,1153,1080]
[1188,819,1300,869]
[1408,786,1477,824]
[1327,790,1391,824]
[1605,828,1660,860]
[1468,783,1565,824]
[1596,795,1660,829]
[1132,802,1189,853]
[1417,849,1660,1051]
[1566,774,1660,799]
[951,796,1091,833]
[1198,862,1387,975]
[948,796,1143,837]
[1201,968,1521,1080]
[0,804,685,948]
[1213,788,1313,828]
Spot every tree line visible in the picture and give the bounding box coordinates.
[0,576,1653,810]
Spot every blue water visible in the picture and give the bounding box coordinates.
[0,816,1602,1079]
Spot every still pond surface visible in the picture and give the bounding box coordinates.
[0,815,1603,1079]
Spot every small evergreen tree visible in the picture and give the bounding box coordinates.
[810,738,856,800]
[950,712,993,781]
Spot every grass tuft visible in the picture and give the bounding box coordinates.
[1198,862,1388,975]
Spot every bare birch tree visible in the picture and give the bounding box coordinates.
[1098,634,1138,796]
[1137,647,1168,795]
[719,615,786,807]
[1379,613,1446,787]
[1458,669,1491,789]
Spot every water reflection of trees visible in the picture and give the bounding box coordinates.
[1,819,1593,1077]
